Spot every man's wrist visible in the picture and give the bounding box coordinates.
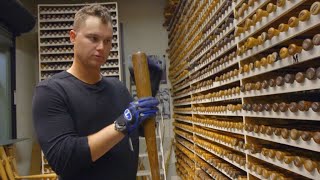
[114,114,128,134]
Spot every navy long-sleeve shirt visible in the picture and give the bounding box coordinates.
[32,71,139,180]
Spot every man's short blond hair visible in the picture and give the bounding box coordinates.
[73,4,112,30]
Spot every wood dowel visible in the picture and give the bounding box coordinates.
[298,9,311,22]
[278,23,289,32]
[266,3,277,13]
[310,2,320,15]
[312,34,320,45]
[277,0,286,7]
[288,16,299,28]
[302,38,314,51]
[132,52,160,180]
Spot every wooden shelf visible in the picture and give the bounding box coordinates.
[243,110,320,121]
[192,94,241,105]
[40,35,69,39]
[197,0,226,37]
[40,43,73,47]
[234,0,246,9]
[190,51,237,76]
[237,3,319,61]
[194,110,242,117]
[204,1,233,38]
[248,169,265,180]
[193,76,240,94]
[191,58,238,85]
[170,0,201,58]
[108,56,120,60]
[169,0,320,179]
[41,68,69,72]
[171,1,230,68]
[175,125,194,135]
[176,142,195,159]
[171,62,189,80]
[40,27,72,30]
[41,60,73,63]
[173,92,192,100]
[241,45,320,80]
[168,0,191,44]
[172,73,189,86]
[39,10,78,15]
[172,19,234,80]
[196,143,247,172]
[245,131,320,153]
[195,152,236,180]
[176,139,195,154]
[235,0,270,26]
[39,19,74,22]
[181,0,226,58]
[194,122,244,135]
[241,78,320,98]
[189,6,234,66]
[197,166,217,180]
[175,133,194,144]
[237,0,307,43]
[39,10,116,15]
[175,118,193,124]
[100,65,119,69]
[173,102,192,107]
[173,82,190,93]
[195,132,245,154]
[249,153,320,179]
[40,51,73,55]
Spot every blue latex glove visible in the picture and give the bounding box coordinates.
[122,97,159,134]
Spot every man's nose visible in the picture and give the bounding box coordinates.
[96,41,104,50]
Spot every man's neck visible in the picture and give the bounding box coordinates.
[67,61,102,84]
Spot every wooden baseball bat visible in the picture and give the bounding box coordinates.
[132,52,160,180]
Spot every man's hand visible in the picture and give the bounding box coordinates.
[115,97,159,134]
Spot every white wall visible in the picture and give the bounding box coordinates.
[115,0,169,86]
[17,0,176,178]
[15,31,38,175]
[12,0,38,175]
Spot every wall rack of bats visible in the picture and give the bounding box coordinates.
[167,0,320,179]
[37,2,122,81]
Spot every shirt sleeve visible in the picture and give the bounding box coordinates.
[32,84,92,178]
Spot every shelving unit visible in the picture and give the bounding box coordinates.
[37,2,121,174]
[38,2,122,81]
[168,0,320,179]
[245,131,320,153]
[248,152,320,179]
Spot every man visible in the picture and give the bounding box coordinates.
[32,4,159,180]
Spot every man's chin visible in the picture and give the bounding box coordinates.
[91,59,106,66]
[87,62,105,70]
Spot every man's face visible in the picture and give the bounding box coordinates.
[70,16,113,69]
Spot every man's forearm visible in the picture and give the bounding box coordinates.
[88,123,125,162]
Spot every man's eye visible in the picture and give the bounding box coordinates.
[89,36,98,42]
[104,39,111,44]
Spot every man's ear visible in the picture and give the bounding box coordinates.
[70,30,76,44]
